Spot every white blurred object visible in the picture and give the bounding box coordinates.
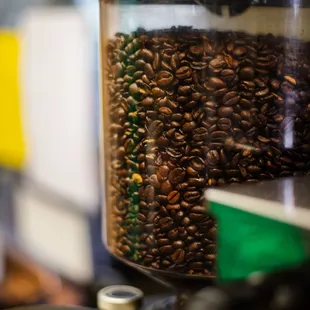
[14,183,93,284]
[16,7,99,283]
[19,7,99,213]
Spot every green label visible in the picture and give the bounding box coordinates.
[209,202,309,283]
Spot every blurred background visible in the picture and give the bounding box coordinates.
[0,0,167,308]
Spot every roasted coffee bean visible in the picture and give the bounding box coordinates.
[189,157,205,171]
[218,106,233,117]
[209,58,226,69]
[145,185,155,202]
[152,87,165,98]
[206,150,220,166]
[159,217,174,232]
[188,178,206,187]
[184,191,201,203]
[218,118,232,131]
[168,168,186,184]
[167,204,181,211]
[181,217,191,227]
[211,131,228,141]
[149,174,161,188]
[176,66,192,79]
[167,191,181,204]
[186,225,198,235]
[239,66,255,80]
[191,205,206,214]
[158,238,170,246]
[148,120,164,138]
[233,46,247,57]
[182,121,196,132]
[209,168,223,177]
[176,182,190,191]
[160,245,173,255]
[168,228,179,240]
[159,106,173,116]
[188,241,201,252]
[156,71,174,87]
[157,165,169,182]
[171,249,185,264]
[221,69,235,81]
[144,63,155,79]
[223,91,239,105]
[189,262,204,270]
[207,77,226,89]
[189,213,207,221]
[161,180,173,195]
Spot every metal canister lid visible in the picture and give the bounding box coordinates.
[97,285,144,310]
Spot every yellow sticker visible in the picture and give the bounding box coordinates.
[0,31,25,169]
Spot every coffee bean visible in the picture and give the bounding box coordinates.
[181,217,191,226]
[145,185,155,202]
[143,63,155,79]
[160,245,173,255]
[239,66,255,80]
[168,228,179,240]
[159,106,173,116]
[221,69,235,81]
[206,150,220,166]
[184,191,201,203]
[189,262,204,270]
[167,204,181,211]
[182,121,197,132]
[176,66,192,79]
[209,58,226,69]
[188,241,201,252]
[167,191,181,204]
[171,249,185,264]
[158,238,170,246]
[149,174,160,188]
[223,94,240,106]
[188,178,206,187]
[191,205,205,214]
[141,97,153,107]
[247,165,261,174]
[152,87,165,98]
[157,165,169,182]
[211,131,228,141]
[161,180,173,195]
[168,168,186,184]
[156,71,174,87]
[159,217,174,232]
[207,77,226,89]
[218,106,233,117]
[209,168,223,177]
[176,182,190,191]
[139,48,154,62]
[157,136,169,147]
[218,118,232,131]
[147,120,164,138]
[189,157,205,171]
[189,213,207,221]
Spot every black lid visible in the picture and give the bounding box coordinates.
[113,0,310,16]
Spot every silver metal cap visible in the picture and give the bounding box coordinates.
[97,285,144,310]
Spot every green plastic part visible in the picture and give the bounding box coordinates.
[209,201,309,283]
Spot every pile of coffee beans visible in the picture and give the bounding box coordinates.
[105,27,310,276]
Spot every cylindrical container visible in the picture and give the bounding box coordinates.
[99,0,310,278]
